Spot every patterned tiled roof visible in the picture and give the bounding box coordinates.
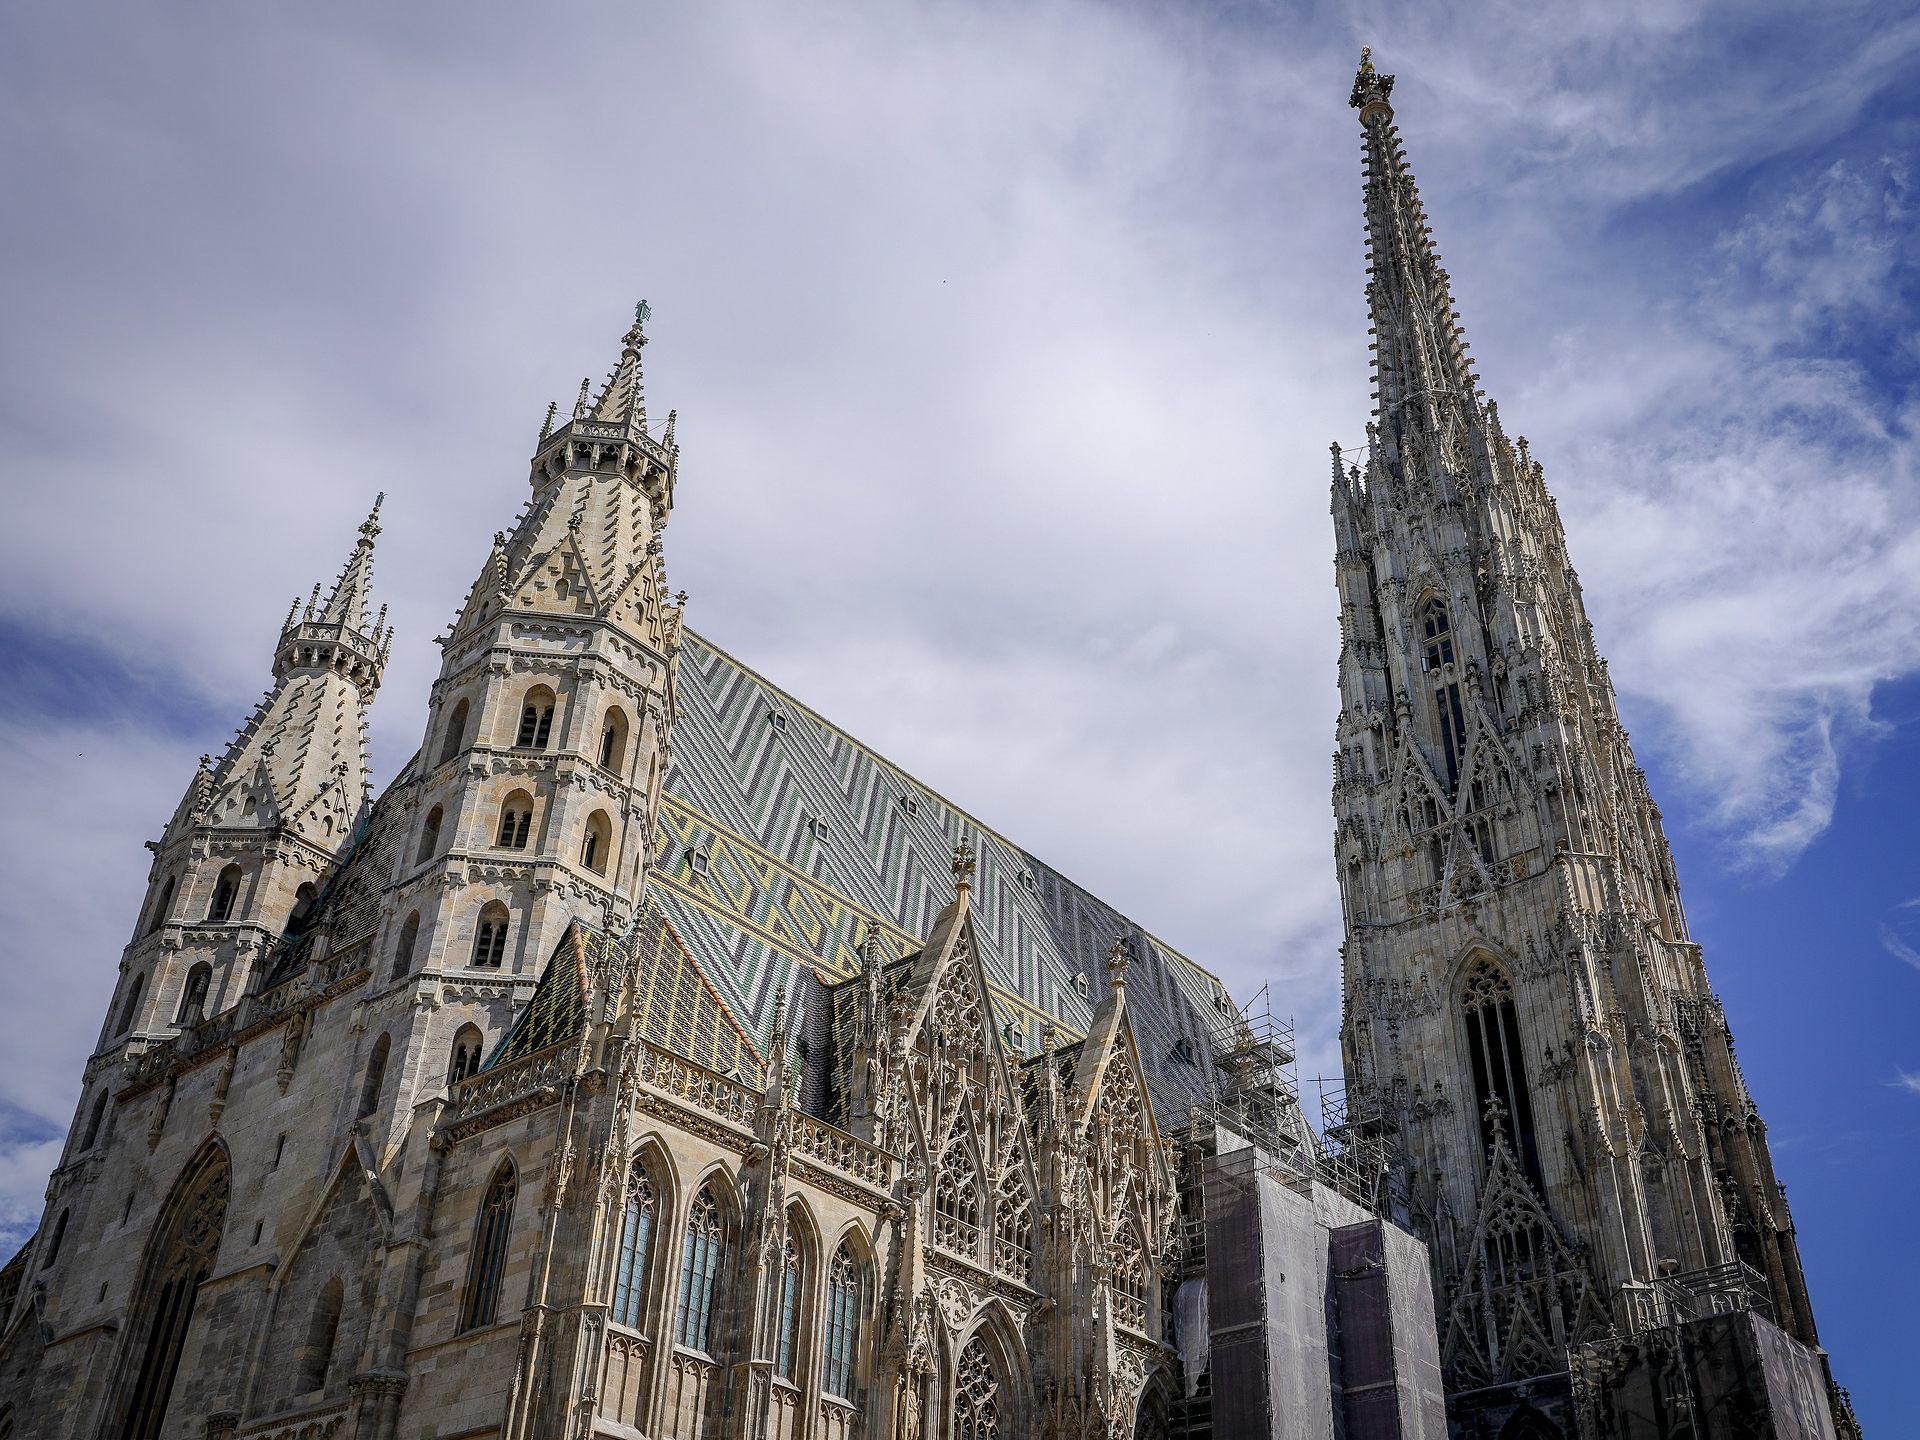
[654,631,1238,1121]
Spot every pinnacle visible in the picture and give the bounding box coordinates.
[588,300,649,429]
[316,493,386,634]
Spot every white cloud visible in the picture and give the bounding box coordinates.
[1895,1070,1920,1096]
[0,0,1913,1233]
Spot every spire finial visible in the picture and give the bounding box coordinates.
[951,841,977,895]
[1107,935,1134,988]
[574,377,591,420]
[1350,46,1395,115]
[540,400,558,442]
[359,492,384,546]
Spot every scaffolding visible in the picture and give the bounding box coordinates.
[1311,1074,1397,1214]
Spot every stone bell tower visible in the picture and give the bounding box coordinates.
[374,302,685,993]
[1329,50,1850,1437]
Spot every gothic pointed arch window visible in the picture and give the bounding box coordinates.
[358,1034,390,1119]
[115,973,146,1037]
[296,1276,344,1395]
[81,1091,109,1152]
[285,882,319,937]
[392,911,421,980]
[674,1183,731,1353]
[472,902,510,968]
[460,1160,517,1331]
[773,1235,804,1380]
[581,809,613,875]
[821,1239,867,1400]
[448,1024,485,1087]
[437,697,470,766]
[175,964,212,1027]
[207,864,243,923]
[144,875,176,937]
[953,1332,1006,1440]
[495,790,534,850]
[416,806,444,866]
[1461,956,1543,1189]
[599,706,630,773]
[115,1145,229,1440]
[40,1209,68,1269]
[933,1142,982,1257]
[1110,1215,1150,1332]
[1420,598,1467,792]
[610,1161,657,1330]
[993,1166,1032,1280]
[516,686,557,749]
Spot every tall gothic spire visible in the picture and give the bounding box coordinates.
[1351,49,1482,459]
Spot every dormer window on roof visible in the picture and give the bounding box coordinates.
[808,817,831,845]
[768,710,788,733]
[1072,973,1090,1000]
[688,847,711,876]
[900,794,920,817]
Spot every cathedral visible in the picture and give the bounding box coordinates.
[0,56,1856,1440]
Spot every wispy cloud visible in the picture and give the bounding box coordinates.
[0,0,1913,1250]
[1895,1070,1920,1096]
[1882,925,1920,972]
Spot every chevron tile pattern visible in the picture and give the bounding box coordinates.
[654,631,1238,1119]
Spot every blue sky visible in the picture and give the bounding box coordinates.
[1,0,1916,1426]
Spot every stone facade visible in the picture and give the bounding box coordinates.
[5,296,1428,1440]
[0,57,1859,1440]
[1329,52,1856,1439]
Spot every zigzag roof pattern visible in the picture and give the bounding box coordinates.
[652,631,1239,1121]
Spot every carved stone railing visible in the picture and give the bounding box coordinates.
[447,1041,577,1137]
[1616,1260,1773,1334]
[788,1113,890,1192]
[235,1398,351,1439]
[633,1041,759,1134]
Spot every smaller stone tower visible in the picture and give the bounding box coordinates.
[96,499,389,1054]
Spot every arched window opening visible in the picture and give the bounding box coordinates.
[610,1163,656,1329]
[392,912,421,980]
[358,1034,390,1119]
[116,1146,229,1440]
[285,883,319,938]
[581,810,612,875]
[773,1236,803,1381]
[175,964,212,1028]
[297,1277,344,1395]
[40,1210,69,1269]
[460,1161,517,1331]
[207,864,243,924]
[1111,1221,1148,1332]
[495,791,534,850]
[674,1184,729,1352]
[1422,600,1467,793]
[933,1143,982,1256]
[416,806,444,867]
[516,686,557,749]
[953,1334,1005,1440]
[994,1169,1032,1279]
[115,974,146,1038]
[448,1024,485,1087]
[144,876,176,937]
[81,1092,109,1151]
[472,902,510,968]
[599,707,630,772]
[822,1241,866,1400]
[437,697,470,766]
[1462,958,1543,1190]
